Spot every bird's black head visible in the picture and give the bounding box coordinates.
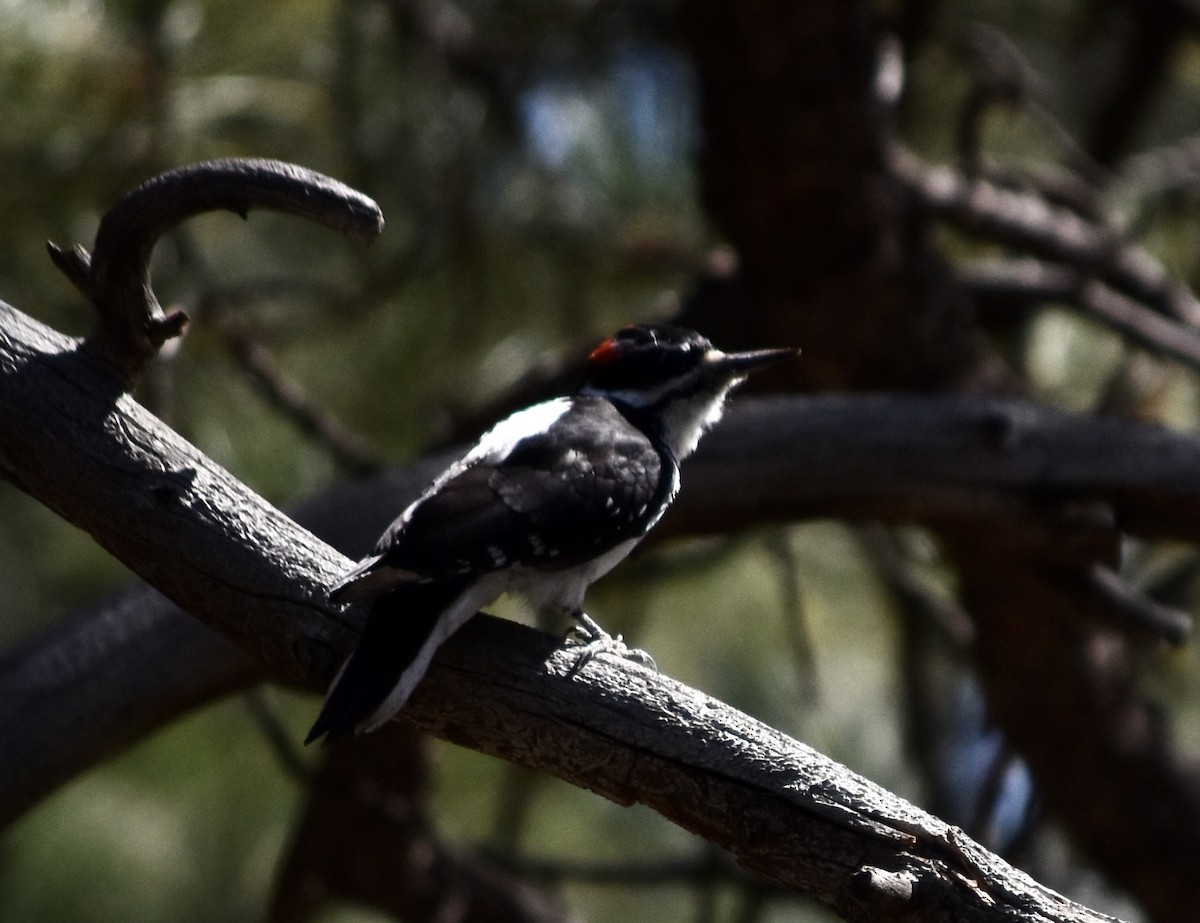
[580,324,796,457]
[583,324,794,394]
[582,325,712,393]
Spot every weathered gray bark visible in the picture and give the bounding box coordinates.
[6,300,1200,828]
[0,293,1127,921]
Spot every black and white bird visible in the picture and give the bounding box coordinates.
[306,324,794,744]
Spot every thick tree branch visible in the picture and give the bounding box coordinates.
[411,620,1122,923]
[13,343,1200,825]
[0,587,260,821]
[0,463,448,829]
[431,619,1100,923]
[0,298,1133,920]
[209,303,384,477]
[0,300,351,682]
[674,394,1200,552]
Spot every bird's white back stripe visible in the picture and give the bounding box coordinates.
[466,397,573,464]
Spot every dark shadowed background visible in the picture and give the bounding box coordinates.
[2,1,1200,922]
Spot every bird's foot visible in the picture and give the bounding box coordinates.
[566,611,657,677]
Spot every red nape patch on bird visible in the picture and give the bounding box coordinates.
[587,337,621,365]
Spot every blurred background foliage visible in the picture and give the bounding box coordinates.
[1,0,1199,921]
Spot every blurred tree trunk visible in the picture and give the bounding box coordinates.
[679,1,1008,393]
[678,2,1200,921]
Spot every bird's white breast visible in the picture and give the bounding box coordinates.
[508,536,643,613]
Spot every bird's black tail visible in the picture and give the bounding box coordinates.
[305,579,469,745]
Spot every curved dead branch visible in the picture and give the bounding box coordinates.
[46,159,384,384]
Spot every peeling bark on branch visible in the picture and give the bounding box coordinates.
[0,300,351,681]
[407,618,1121,923]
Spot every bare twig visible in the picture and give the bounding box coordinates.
[210,304,384,477]
[244,688,316,784]
[955,24,1043,176]
[954,24,1110,194]
[47,159,384,384]
[891,144,1200,326]
[1086,564,1193,644]
[766,530,822,704]
[860,525,975,649]
[960,259,1200,371]
[1078,280,1200,368]
[959,258,1078,308]
[1121,135,1200,205]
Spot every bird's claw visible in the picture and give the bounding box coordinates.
[566,612,657,677]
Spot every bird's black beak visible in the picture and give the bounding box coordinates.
[705,346,798,379]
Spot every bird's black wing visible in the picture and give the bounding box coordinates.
[369,398,674,581]
[488,422,670,567]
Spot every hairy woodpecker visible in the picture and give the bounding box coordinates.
[306,324,794,744]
